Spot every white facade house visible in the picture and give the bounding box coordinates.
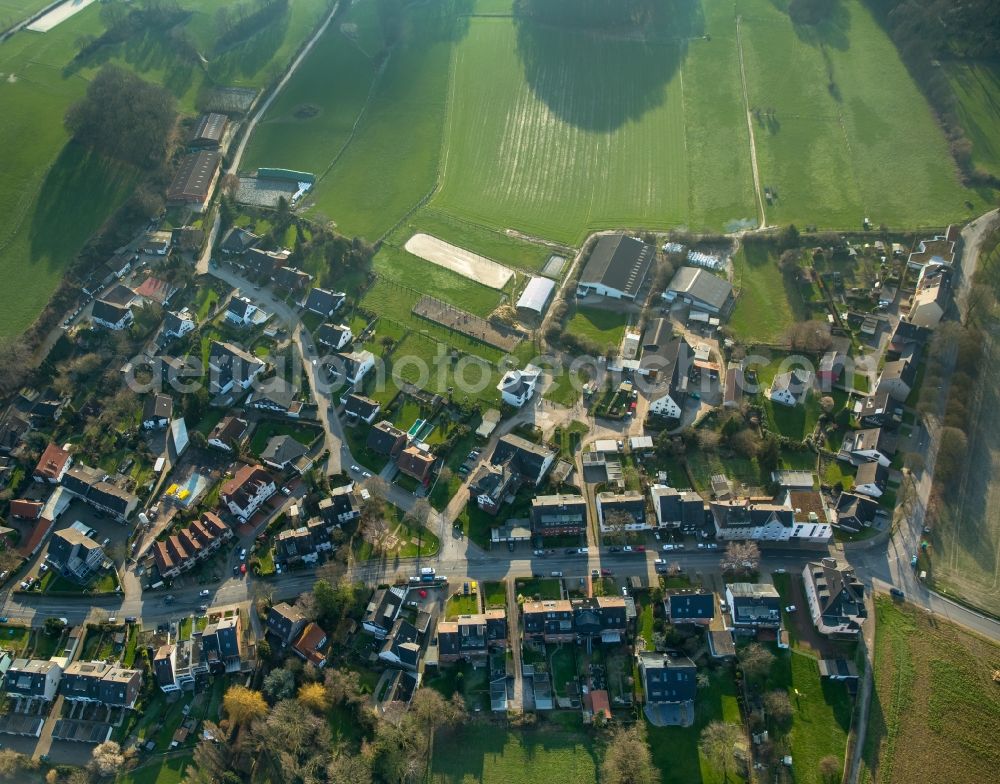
[163,308,196,339]
[221,465,277,523]
[768,369,812,407]
[497,365,541,408]
[333,350,375,387]
[649,392,682,419]
[224,297,258,327]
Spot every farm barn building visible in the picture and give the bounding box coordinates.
[577,234,654,300]
[166,151,221,211]
[516,277,555,317]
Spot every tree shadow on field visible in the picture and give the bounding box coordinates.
[29,143,135,272]
[770,0,852,51]
[513,0,704,132]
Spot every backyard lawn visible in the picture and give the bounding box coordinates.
[446,593,480,618]
[248,420,321,455]
[564,305,630,353]
[514,577,562,601]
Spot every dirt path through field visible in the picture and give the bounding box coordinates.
[403,233,514,289]
[735,15,767,229]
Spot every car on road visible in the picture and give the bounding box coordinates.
[233,565,240,576]
[551,571,563,577]
[910,555,919,567]
[775,568,786,574]
[706,543,718,549]
[663,543,675,551]
[240,564,247,575]
[785,605,796,612]
[199,589,210,597]
[239,548,247,561]
[600,568,613,576]
[622,545,633,553]
[351,465,361,473]
[889,588,905,599]
[577,547,589,555]
[362,470,372,478]
[199,604,208,612]
[281,486,292,496]
[533,549,546,556]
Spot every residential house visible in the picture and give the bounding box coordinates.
[437,610,508,662]
[220,464,276,522]
[248,377,304,418]
[4,659,62,701]
[379,618,423,671]
[651,485,709,532]
[303,288,346,317]
[710,500,796,542]
[91,299,133,331]
[768,369,813,407]
[163,309,196,339]
[530,494,587,538]
[61,464,139,521]
[170,226,204,253]
[207,415,249,452]
[496,365,541,408]
[906,229,956,270]
[470,462,516,515]
[367,420,407,457]
[662,266,735,316]
[397,445,436,485]
[909,265,951,329]
[362,587,405,638]
[244,247,289,279]
[834,492,879,533]
[725,583,782,631]
[343,394,380,425]
[142,394,173,430]
[266,602,308,646]
[818,659,860,681]
[489,434,556,487]
[293,622,329,668]
[219,227,260,256]
[33,443,72,484]
[577,234,654,300]
[10,499,42,520]
[802,558,867,637]
[200,616,245,674]
[271,265,312,293]
[260,435,309,472]
[315,323,353,351]
[840,427,895,467]
[152,640,208,693]
[853,461,889,499]
[667,592,715,626]
[47,527,106,583]
[875,358,917,402]
[152,512,231,579]
[224,296,259,327]
[331,350,375,388]
[854,390,902,429]
[59,661,142,708]
[208,341,266,395]
[596,491,648,531]
[639,653,697,726]
[522,600,574,643]
[318,484,360,526]
[274,526,319,565]
[572,596,628,643]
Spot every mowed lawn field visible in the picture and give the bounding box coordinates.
[859,598,1000,784]
[728,243,808,343]
[0,0,49,21]
[431,725,599,784]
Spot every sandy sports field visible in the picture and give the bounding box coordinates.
[27,0,97,32]
[404,233,513,290]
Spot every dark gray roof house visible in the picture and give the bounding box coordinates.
[664,267,735,315]
[834,492,879,533]
[667,591,716,624]
[303,288,346,316]
[91,299,133,330]
[272,266,312,292]
[266,602,308,645]
[490,434,556,486]
[379,618,422,671]
[343,394,380,424]
[318,484,360,525]
[189,113,227,149]
[639,652,697,726]
[367,420,407,457]
[315,323,352,348]
[362,587,405,638]
[578,233,655,300]
[803,558,867,637]
[260,434,309,470]
[725,583,781,629]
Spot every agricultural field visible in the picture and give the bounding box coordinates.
[945,61,1000,178]
[0,0,334,337]
[738,0,982,230]
[431,724,599,784]
[859,597,1000,784]
[927,329,1000,613]
[0,0,50,24]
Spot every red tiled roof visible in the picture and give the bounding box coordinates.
[590,689,611,719]
[293,622,328,666]
[18,518,53,557]
[10,499,42,520]
[34,443,70,480]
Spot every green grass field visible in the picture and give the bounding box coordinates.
[564,306,630,353]
[860,597,1000,784]
[115,754,193,784]
[945,61,1000,178]
[729,243,807,343]
[431,725,599,784]
[0,0,50,22]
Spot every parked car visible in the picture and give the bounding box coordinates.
[533,549,545,556]
[239,548,247,561]
[551,571,563,577]
[622,545,633,553]
[889,588,905,599]
[281,486,292,496]
[609,546,621,553]
[785,605,796,613]
[199,589,210,597]
[577,547,589,555]
[663,544,675,551]
[600,568,613,576]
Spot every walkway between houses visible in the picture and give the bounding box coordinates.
[506,578,524,712]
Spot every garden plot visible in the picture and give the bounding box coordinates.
[404,233,514,289]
